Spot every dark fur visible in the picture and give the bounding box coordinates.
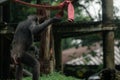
[11,15,61,80]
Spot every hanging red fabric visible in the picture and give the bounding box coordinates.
[66,0,74,21]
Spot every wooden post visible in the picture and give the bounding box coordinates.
[40,26,55,74]
[40,26,50,74]
[36,0,55,74]
[0,6,2,22]
[0,1,12,79]
[49,28,56,73]
[0,35,3,79]
[102,0,115,79]
[2,1,10,22]
[54,34,63,72]
[0,35,11,79]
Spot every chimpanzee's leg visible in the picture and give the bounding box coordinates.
[16,63,23,80]
[21,53,40,80]
[28,46,40,59]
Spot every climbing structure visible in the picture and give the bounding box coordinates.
[0,0,117,79]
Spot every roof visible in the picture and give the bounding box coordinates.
[62,46,89,64]
[62,42,120,65]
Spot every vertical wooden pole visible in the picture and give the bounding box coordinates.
[36,0,55,74]
[40,25,55,74]
[103,31,115,69]
[54,35,63,72]
[40,26,51,74]
[3,1,10,23]
[102,0,114,69]
[102,0,115,79]
[0,1,11,79]
[0,6,3,22]
[0,35,3,79]
[0,5,3,78]
[49,28,55,73]
[0,35,11,79]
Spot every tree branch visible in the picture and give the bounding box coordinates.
[78,4,94,21]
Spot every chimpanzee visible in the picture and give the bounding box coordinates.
[11,15,61,80]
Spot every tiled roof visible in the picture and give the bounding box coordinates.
[62,42,120,65]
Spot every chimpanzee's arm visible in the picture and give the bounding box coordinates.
[30,17,61,34]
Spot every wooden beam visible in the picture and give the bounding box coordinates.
[53,26,116,33]
[59,31,102,38]
[53,21,102,28]
[52,21,116,38]
[53,21,116,32]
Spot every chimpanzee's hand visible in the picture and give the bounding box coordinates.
[51,16,62,23]
[11,55,19,65]
[11,50,20,65]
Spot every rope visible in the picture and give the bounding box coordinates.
[13,0,74,21]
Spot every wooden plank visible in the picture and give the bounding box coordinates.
[52,21,116,34]
[59,31,102,38]
[53,26,116,33]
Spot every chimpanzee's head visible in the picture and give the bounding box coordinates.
[27,14,47,24]
[27,15,38,22]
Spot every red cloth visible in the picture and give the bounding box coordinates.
[56,0,74,21]
[67,0,74,21]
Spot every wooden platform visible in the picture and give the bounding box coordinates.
[52,21,116,38]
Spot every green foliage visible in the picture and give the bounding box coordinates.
[10,0,36,22]
[10,0,89,22]
[90,50,97,57]
[81,34,102,46]
[23,72,79,80]
[62,38,73,50]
